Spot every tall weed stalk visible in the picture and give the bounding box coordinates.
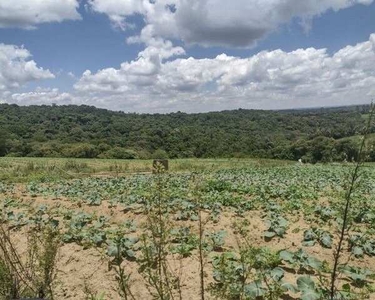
[0,222,61,299]
[139,162,180,299]
[330,104,375,299]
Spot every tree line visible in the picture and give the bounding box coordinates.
[0,104,374,163]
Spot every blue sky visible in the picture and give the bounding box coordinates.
[0,0,375,112]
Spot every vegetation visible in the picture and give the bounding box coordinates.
[1,104,375,299]
[1,157,375,299]
[1,104,374,162]
[0,222,60,299]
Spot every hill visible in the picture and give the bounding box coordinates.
[0,104,374,162]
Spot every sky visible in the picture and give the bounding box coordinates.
[0,0,375,113]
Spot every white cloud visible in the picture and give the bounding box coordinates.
[0,0,81,29]
[3,33,374,112]
[67,72,77,79]
[66,33,375,112]
[10,88,75,105]
[74,39,185,93]
[0,44,54,92]
[87,0,144,30]
[89,0,374,48]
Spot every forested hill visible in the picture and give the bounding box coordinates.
[0,104,374,162]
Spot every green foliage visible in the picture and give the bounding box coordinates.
[303,228,333,248]
[28,225,61,299]
[210,247,297,300]
[106,234,135,300]
[0,129,9,157]
[279,249,322,273]
[204,230,226,252]
[349,234,375,258]
[0,223,61,300]
[264,215,288,239]
[0,258,15,299]
[107,237,139,260]
[99,147,138,159]
[151,149,169,159]
[340,266,375,288]
[170,227,198,257]
[297,276,321,300]
[314,205,336,222]
[2,162,375,298]
[0,103,372,160]
[62,143,99,158]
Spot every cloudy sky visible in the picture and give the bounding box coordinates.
[0,0,375,113]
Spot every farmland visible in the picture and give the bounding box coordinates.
[1,158,375,299]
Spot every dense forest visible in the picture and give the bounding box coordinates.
[0,104,374,163]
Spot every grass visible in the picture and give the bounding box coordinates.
[0,157,293,182]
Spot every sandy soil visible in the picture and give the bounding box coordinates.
[2,187,375,300]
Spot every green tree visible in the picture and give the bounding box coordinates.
[0,129,8,156]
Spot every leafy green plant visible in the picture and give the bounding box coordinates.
[348,234,375,258]
[206,179,232,193]
[314,205,336,222]
[175,200,198,221]
[279,249,322,273]
[107,237,139,261]
[170,227,198,257]
[210,251,245,299]
[204,230,226,252]
[84,192,102,206]
[107,236,135,300]
[210,248,296,300]
[209,202,222,223]
[248,267,297,300]
[303,228,333,248]
[340,266,375,288]
[264,214,288,239]
[297,276,322,300]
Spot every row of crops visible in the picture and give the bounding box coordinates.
[1,164,375,299]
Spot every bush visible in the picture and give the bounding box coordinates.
[99,147,138,159]
[62,143,99,158]
[0,130,9,157]
[152,149,169,159]
[137,149,152,159]
[28,143,62,158]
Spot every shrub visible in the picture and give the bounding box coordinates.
[151,149,169,159]
[99,147,138,159]
[62,143,99,158]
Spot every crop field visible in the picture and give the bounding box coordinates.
[1,158,375,299]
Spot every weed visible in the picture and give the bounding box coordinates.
[330,104,375,299]
[0,222,61,299]
[139,163,181,299]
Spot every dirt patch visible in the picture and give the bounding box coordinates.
[2,191,375,299]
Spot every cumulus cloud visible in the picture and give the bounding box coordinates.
[3,33,374,113]
[10,88,75,106]
[0,0,81,29]
[66,33,375,112]
[0,44,54,92]
[74,39,185,93]
[89,0,374,48]
[87,0,144,30]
